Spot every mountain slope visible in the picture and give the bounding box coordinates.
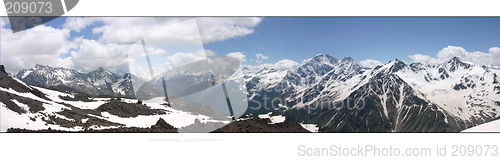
[244,54,360,115]
[16,65,136,98]
[284,60,462,132]
[239,55,500,132]
[2,65,231,132]
[6,53,500,132]
[396,57,500,128]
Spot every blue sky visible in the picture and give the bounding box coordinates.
[205,17,500,65]
[2,17,500,74]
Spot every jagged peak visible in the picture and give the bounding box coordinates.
[122,72,131,78]
[305,53,339,65]
[314,53,327,57]
[445,56,472,71]
[122,72,140,80]
[386,59,405,65]
[448,56,463,62]
[34,64,48,69]
[380,59,408,73]
[341,56,354,62]
[91,67,113,74]
[446,56,472,66]
[311,53,334,59]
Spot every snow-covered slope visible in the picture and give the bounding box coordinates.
[236,54,499,132]
[283,59,463,132]
[243,54,362,114]
[284,56,366,109]
[2,65,230,132]
[6,53,500,132]
[462,119,500,132]
[396,57,500,127]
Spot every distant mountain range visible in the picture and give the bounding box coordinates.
[15,65,138,98]
[6,53,500,132]
[239,54,500,132]
[1,64,311,133]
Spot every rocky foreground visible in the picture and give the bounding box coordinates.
[7,112,313,133]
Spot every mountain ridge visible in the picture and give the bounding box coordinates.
[15,64,137,98]
[6,53,500,132]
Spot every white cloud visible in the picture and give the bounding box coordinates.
[1,24,78,73]
[259,47,265,50]
[2,17,262,75]
[128,49,215,80]
[255,60,263,63]
[436,46,500,66]
[164,49,209,70]
[255,59,299,71]
[196,17,263,44]
[255,53,269,60]
[408,54,441,65]
[62,17,99,32]
[70,39,130,73]
[359,59,383,68]
[126,43,168,60]
[53,57,74,69]
[226,52,246,62]
[205,50,217,56]
[408,46,500,66]
[62,17,263,45]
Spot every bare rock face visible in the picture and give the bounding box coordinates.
[151,118,176,130]
[212,112,310,133]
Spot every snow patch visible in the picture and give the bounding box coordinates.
[258,112,286,124]
[300,123,319,133]
[462,119,500,132]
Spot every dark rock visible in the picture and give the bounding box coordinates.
[151,118,175,130]
[95,101,167,118]
[212,113,310,133]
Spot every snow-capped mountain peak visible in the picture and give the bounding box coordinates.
[303,53,339,66]
[86,67,121,85]
[341,56,354,63]
[15,65,136,98]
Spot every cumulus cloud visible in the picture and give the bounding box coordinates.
[359,59,383,68]
[70,39,130,73]
[63,17,263,45]
[53,57,74,69]
[1,24,78,73]
[255,59,299,71]
[3,17,262,75]
[128,49,215,80]
[437,46,500,66]
[408,46,500,66]
[255,53,269,60]
[164,49,209,70]
[226,52,246,62]
[407,54,441,65]
[57,17,262,75]
[205,50,217,56]
[196,17,263,44]
[62,17,99,32]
